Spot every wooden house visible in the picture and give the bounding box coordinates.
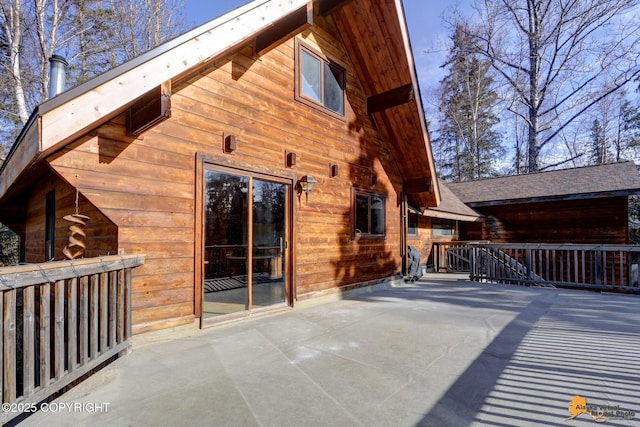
[447,162,640,244]
[0,0,440,333]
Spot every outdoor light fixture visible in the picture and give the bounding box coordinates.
[297,175,317,202]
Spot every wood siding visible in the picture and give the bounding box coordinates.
[475,197,629,244]
[24,171,117,263]
[46,18,405,332]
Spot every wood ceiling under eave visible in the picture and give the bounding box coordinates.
[330,0,439,209]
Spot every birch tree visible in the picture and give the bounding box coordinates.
[470,0,640,172]
[0,0,186,147]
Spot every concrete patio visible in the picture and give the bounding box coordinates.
[10,274,640,426]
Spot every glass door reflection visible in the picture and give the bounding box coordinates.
[251,179,286,309]
[203,170,249,317]
[203,169,288,319]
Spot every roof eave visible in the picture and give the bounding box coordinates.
[466,189,640,207]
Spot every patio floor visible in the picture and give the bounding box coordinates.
[10,274,640,426]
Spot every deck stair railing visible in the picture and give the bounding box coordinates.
[470,245,554,288]
[466,243,640,293]
[0,254,144,423]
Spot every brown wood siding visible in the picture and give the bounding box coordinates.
[407,215,431,268]
[24,171,117,263]
[46,19,405,332]
[476,197,629,244]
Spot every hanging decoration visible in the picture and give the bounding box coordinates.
[62,175,90,260]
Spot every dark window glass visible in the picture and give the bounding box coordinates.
[45,191,55,260]
[355,194,369,233]
[354,191,385,238]
[371,196,384,235]
[324,63,344,114]
[408,212,418,235]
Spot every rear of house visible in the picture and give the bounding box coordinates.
[0,0,440,333]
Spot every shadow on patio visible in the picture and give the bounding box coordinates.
[9,274,640,427]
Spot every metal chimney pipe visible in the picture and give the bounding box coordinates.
[48,55,68,99]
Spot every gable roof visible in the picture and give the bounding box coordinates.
[0,0,439,210]
[447,162,640,206]
[422,180,482,222]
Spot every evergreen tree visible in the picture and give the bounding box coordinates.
[589,119,607,165]
[436,22,503,182]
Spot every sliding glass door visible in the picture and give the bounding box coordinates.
[202,167,289,319]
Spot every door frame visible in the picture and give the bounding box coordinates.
[195,153,296,326]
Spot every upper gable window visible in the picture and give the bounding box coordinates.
[296,41,345,118]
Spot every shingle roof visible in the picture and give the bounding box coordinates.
[446,161,640,205]
[423,181,482,220]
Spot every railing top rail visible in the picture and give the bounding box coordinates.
[0,254,145,290]
[466,242,640,252]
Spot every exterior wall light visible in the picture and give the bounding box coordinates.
[297,175,317,202]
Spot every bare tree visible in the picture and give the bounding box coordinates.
[107,0,185,60]
[0,0,186,150]
[471,0,640,172]
[0,0,28,124]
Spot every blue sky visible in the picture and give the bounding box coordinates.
[183,0,469,104]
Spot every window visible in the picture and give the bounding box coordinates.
[408,212,418,236]
[353,190,385,239]
[296,41,345,117]
[432,220,454,237]
[45,191,55,260]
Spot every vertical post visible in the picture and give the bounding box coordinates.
[109,271,117,347]
[90,274,99,359]
[54,280,64,380]
[66,278,77,373]
[4,289,16,402]
[23,286,35,396]
[39,283,51,389]
[79,276,89,365]
[125,268,132,341]
[99,272,108,352]
[117,269,125,344]
[469,246,476,281]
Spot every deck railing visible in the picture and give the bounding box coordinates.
[431,242,481,272]
[466,243,640,292]
[0,254,144,423]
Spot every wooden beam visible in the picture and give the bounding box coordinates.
[318,0,356,16]
[404,178,431,194]
[367,84,415,114]
[255,3,313,54]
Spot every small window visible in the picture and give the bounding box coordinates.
[408,212,418,236]
[353,190,385,239]
[296,41,345,117]
[45,191,55,260]
[432,220,454,237]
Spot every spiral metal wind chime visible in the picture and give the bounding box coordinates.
[62,176,90,260]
